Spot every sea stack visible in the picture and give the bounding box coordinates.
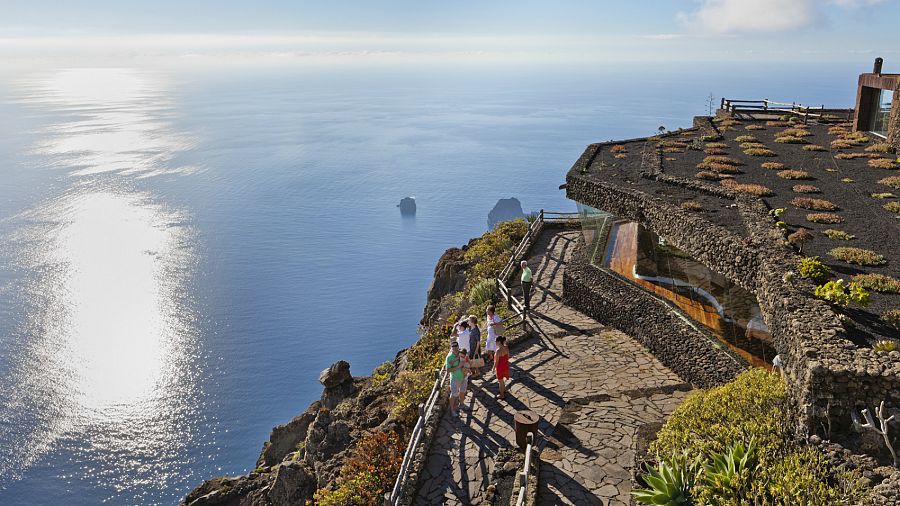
[487,197,525,228]
[398,197,416,215]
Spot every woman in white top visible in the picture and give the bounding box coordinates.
[453,320,471,351]
[484,304,502,362]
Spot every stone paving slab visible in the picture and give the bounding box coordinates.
[412,230,692,505]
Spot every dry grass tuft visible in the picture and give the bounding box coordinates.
[695,171,725,181]
[745,124,766,130]
[663,147,685,153]
[790,197,838,211]
[792,184,820,193]
[774,136,806,144]
[885,201,900,214]
[744,147,777,156]
[830,140,854,149]
[703,155,741,166]
[834,152,882,160]
[720,179,774,196]
[614,153,627,159]
[868,158,899,170]
[822,229,855,240]
[704,147,726,155]
[777,170,812,180]
[766,120,790,127]
[696,162,741,174]
[828,247,886,266]
[777,128,812,138]
[705,142,728,148]
[880,176,900,189]
[610,145,627,153]
[807,213,843,224]
[734,135,757,143]
[761,162,785,170]
[681,201,703,211]
[740,142,766,149]
[865,142,895,153]
[802,144,827,152]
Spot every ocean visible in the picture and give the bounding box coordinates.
[0,61,860,505]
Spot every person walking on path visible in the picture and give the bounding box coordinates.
[494,336,510,400]
[446,341,466,417]
[484,305,501,364]
[467,315,482,378]
[520,260,533,311]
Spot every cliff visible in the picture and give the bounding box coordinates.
[181,221,525,506]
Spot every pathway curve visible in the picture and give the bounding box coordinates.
[413,230,692,506]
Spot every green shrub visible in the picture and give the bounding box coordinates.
[372,361,395,387]
[873,340,898,353]
[632,453,699,505]
[814,279,870,307]
[697,439,758,503]
[464,219,528,280]
[468,277,497,305]
[651,369,787,464]
[798,257,831,284]
[390,369,435,425]
[315,431,404,506]
[850,273,900,293]
[646,370,869,505]
[822,229,854,240]
[751,447,869,505]
[828,247,886,266]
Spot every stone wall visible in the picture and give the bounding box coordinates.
[563,243,746,388]
[564,123,900,446]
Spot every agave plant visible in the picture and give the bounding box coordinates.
[703,438,758,500]
[632,453,700,505]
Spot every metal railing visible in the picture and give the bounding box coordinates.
[719,98,845,123]
[515,432,536,506]
[386,365,448,505]
[497,210,579,324]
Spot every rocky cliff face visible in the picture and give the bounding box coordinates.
[183,239,469,506]
[181,360,399,506]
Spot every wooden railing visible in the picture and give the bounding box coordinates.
[496,210,578,324]
[386,365,448,505]
[515,432,536,506]
[719,98,840,123]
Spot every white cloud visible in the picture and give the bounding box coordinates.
[679,0,815,33]
[680,0,885,34]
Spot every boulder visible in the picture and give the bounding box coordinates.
[257,401,321,468]
[319,361,352,388]
[398,197,416,215]
[487,197,525,229]
[267,461,317,506]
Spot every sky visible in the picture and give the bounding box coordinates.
[0,0,897,67]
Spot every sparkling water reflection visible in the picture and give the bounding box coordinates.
[0,68,205,504]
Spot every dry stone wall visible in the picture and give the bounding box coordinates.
[564,119,900,445]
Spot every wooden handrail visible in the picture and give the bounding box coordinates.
[387,366,448,505]
[515,432,535,506]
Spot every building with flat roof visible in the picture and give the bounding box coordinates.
[854,57,899,150]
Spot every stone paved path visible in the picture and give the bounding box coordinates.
[413,230,692,506]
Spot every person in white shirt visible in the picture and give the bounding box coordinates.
[484,304,502,363]
[453,320,470,351]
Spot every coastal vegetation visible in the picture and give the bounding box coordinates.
[635,369,868,505]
